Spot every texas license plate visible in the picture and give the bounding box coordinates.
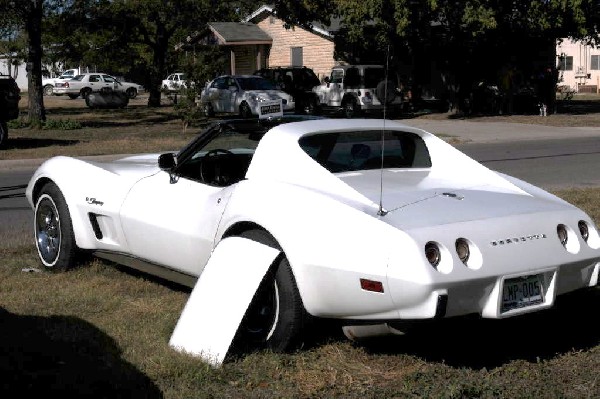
[501,274,544,312]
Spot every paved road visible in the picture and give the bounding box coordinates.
[1,119,599,244]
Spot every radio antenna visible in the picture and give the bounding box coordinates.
[377,44,390,217]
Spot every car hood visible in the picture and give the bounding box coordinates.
[88,153,162,181]
[245,90,292,101]
[336,169,571,230]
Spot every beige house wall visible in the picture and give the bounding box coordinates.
[256,15,335,80]
[556,37,600,93]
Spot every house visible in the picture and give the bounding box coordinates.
[556,37,600,93]
[244,5,337,79]
[178,5,338,80]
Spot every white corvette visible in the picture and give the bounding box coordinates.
[26,117,600,354]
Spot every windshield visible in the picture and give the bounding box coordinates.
[236,77,277,91]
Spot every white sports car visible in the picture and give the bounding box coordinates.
[26,117,600,355]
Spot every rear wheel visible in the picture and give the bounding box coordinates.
[34,182,79,271]
[203,102,215,117]
[342,97,358,118]
[303,96,318,115]
[0,121,8,149]
[126,87,137,99]
[80,88,92,99]
[43,85,54,96]
[233,229,306,353]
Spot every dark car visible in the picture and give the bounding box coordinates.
[0,74,21,148]
[254,66,320,115]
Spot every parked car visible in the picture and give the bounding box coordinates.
[162,73,188,92]
[26,117,600,359]
[54,73,122,99]
[313,64,403,118]
[0,74,21,148]
[112,76,145,99]
[254,66,320,114]
[198,75,295,118]
[42,68,80,96]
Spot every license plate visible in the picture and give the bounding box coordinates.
[501,274,544,312]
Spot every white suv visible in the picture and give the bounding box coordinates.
[161,73,188,92]
[312,65,401,118]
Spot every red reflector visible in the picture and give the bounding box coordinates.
[360,278,384,293]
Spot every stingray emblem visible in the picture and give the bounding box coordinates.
[490,234,547,246]
[86,197,104,206]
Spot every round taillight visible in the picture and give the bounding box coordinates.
[578,221,589,242]
[455,238,470,263]
[425,242,441,266]
[557,224,568,247]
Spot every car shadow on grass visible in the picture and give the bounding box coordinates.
[353,287,599,369]
[0,307,163,397]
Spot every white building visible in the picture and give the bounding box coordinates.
[556,38,600,93]
[0,57,28,91]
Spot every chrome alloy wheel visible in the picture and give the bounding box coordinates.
[35,195,62,265]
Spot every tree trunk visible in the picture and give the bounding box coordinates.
[147,20,169,108]
[25,0,45,127]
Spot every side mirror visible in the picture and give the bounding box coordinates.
[158,152,177,171]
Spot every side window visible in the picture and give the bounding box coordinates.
[344,68,360,87]
[330,69,344,84]
[89,75,100,82]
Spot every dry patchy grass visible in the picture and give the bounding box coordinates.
[1,188,598,398]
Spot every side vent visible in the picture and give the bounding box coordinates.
[88,213,103,239]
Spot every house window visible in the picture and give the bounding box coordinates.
[291,47,303,67]
[558,56,573,71]
[591,55,600,70]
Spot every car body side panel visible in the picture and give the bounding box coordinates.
[25,156,142,252]
[119,172,231,275]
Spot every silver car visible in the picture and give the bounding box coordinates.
[199,75,295,118]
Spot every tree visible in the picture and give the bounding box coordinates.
[102,0,245,107]
[276,0,600,114]
[0,0,59,126]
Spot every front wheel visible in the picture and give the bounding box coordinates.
[233,230,306,353]
[0,121,8,149]
[34,182,79,271]
[239,102,253,118]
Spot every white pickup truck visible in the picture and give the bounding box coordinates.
[42,68,81,96]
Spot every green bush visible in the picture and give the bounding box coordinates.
[42,119,82,130]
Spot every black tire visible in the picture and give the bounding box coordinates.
[376,80,397,104]
[239,102,253,118]
[80,88,92,99]
[303,96,318,115]
[203,102,215,117]
[0,121,8,149]
[67,93,79,99]
[34,182,79,271]
[126,88,137,99]
[233,229,306,353]
[342,97,358,118]
[43,85,54,96]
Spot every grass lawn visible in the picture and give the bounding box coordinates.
[1,94,599,398]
